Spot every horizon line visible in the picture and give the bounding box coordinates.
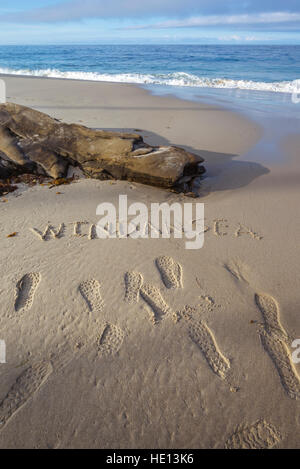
[0,42,300,46]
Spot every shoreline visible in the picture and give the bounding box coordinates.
[0,73,263,161]
[0,67,297,95]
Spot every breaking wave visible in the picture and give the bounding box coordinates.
[0,67,298,94]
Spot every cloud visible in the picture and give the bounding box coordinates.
[1,0,300,24]
[218,34,271,42]
[127,12,300,30]
[0,0,227,23]
[218,35,243,41]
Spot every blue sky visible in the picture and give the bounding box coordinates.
[0,0,300,44]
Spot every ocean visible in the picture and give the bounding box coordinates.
[0,44,300,94]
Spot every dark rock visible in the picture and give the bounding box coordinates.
[0,103,205,194]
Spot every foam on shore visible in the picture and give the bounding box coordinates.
[0,67,298,94]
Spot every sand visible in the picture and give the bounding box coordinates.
[0,75,299,449]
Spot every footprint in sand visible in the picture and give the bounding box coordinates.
[255,292,300,400]
[259,330,300,400]
[14,272,41,313]
[0,362,52,430]
[140,283,175,323]
[78,279,126,358]
[124,271,143,303]
[79,279,104,313]
[225,260,300,399]
[179,305,231,382]
[255,293,290,342]
[124,270,175,324]
[225,419,282,449]
[97,323,125,357]
[224,259,249,284]
[155,256,183,289]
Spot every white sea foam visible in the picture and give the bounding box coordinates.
[0,67,298,94]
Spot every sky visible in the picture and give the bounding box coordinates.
[0,0,300,44]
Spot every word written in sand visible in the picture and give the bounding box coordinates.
[29,219,263,241]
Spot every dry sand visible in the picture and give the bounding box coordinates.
[0,75,299,449]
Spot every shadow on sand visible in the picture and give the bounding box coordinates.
[97,127,269,194]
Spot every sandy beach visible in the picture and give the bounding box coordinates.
[0,75,299,449]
